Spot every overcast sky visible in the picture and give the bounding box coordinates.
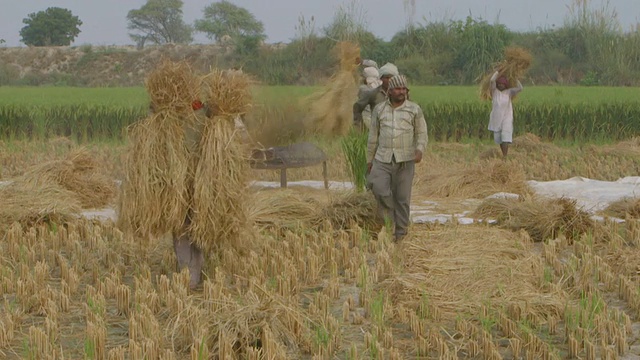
[0,0,638,47]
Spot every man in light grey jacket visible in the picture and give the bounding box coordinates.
[367,74,428,242]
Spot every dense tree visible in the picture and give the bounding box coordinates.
[194,1,265,43]
[127,0,192,48]
[19,7,82,46]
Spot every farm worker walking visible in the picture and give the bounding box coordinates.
[366,74,428,242]
[353,62,399,131]
[488,71,523,158]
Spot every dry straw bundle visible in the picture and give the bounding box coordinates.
[188,68,254,252]
[146,59,199,114]
[118,60,201,237]
[190,116,250,252]
[318,190,378,230]
[472,196,596,242]
[19,148,116,208]
[303,41,361,137]
[479,46,532,101]
[247,188,325,229]
[118,115,194,237]
[201,68,253,116]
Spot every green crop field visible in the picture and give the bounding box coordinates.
[0,86,639,142]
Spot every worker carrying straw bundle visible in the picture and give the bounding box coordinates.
[479,47,531,158]
[118,60,252,289]
[303,41,361,137]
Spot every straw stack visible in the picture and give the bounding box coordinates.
[479,46,532,101]
[303,41,361,137]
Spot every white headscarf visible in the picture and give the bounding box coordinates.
[378,63,399,78]
[363,66,382,88]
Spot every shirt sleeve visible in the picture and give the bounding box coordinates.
[414,106,428,153]
[353,88,373,125]
[367,105,380,163]
[490,71,498,91]
[510,80,524,96]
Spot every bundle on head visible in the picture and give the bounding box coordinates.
[303,41,360,137]
[19,148,116,208]
[118,60,200,237]
[479,46,532,101]
[201,68,253,116]
[146,59,199,114]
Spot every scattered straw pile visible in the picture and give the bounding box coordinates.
[479,46,532,101]
[472,196,596,242]
[18,148,116,208]
[588,136,640,157]
[511,132,557,152]
[420,159,532,199]
[303,41,361,137]
[381,226,565,321]
[248,188,377,231]
[603,197,640,218]
[0,181,81,228]
[119,60,252,253]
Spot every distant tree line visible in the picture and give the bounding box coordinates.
[9,0,640,86]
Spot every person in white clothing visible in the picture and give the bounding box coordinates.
[488,71,523,158]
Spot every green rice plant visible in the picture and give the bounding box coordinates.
[341,130,369,192]
[369,291,385,325]
[84,338,96,360]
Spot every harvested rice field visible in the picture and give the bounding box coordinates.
[1,131,640,359]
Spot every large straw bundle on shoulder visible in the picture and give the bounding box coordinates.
[189,116,250,252]
[0,180,81,228]
[118,112,197,237]
[479,46,532,101]
[118,60,201,237]
[19,148,116,208]
[303,41,360,137]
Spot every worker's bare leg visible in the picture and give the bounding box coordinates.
[173,231,204,289]
[500,143,509,158]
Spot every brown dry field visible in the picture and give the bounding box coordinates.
[1,135,640,359]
